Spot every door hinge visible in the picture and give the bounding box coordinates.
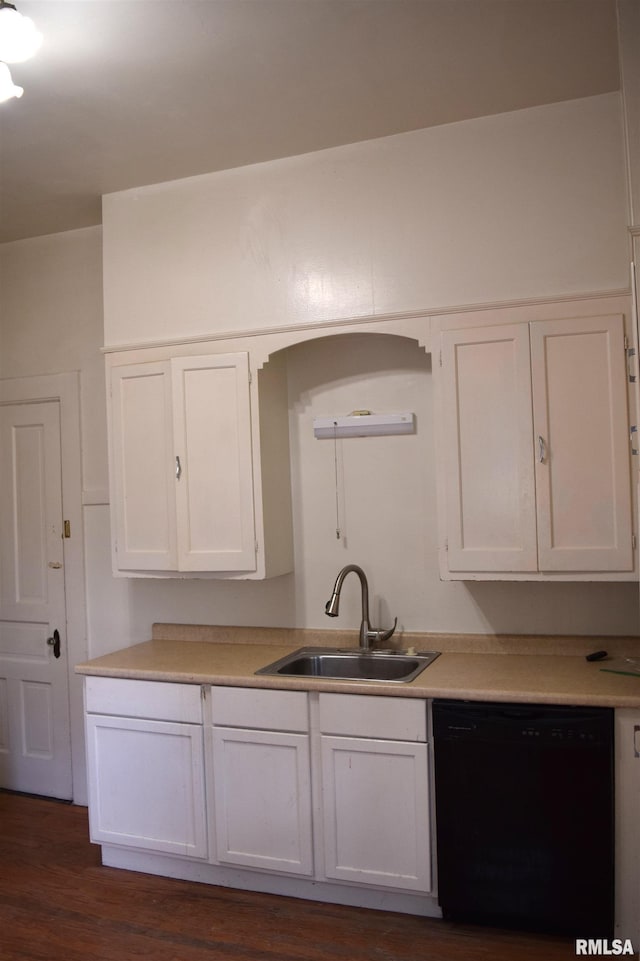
[63,520,71,538]
[439,350,443,368]
[633,533,637,550]
[631,426,638,455]
[626,338,637,382]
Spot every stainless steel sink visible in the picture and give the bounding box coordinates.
[255,647,440,683]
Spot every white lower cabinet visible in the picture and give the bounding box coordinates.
[320,736,430,891]
[318,693,431,893]
[84,679,433,903]
[84,677,208,859]
[209,686,313,875]
[79,677,638,933]
[614,710,640,946]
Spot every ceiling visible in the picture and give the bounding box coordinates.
[0,0,620,244]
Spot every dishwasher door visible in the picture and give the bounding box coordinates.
[432,699,614,937]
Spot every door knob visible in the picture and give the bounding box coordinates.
[47,629,61,659]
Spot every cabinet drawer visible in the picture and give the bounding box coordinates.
[318,693,426,742]
[212,686,308,732]
[85,676,202,724]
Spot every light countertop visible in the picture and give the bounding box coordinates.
[74,624,640,708]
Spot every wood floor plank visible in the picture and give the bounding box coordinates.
[0,791,581,960]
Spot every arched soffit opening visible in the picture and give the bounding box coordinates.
[257,327,431,376]
[249,315,431,371]
[261,331,432,426]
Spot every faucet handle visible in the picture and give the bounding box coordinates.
[368,617,398,647]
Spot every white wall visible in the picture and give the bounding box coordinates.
[1,96,639,806]
[103,93,629,347]
[618,0,640,227]
[285,333,640,637]
[92,92,638,645]
[1,96,639,668]
[0,226,107,496]
[85,330,640,648]
[0,226,106,804]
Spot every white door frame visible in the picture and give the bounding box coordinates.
[0,372,87,803]
[632,231,640,612]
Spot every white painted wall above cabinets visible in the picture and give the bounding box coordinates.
[0,227,107,499]
[285,327,432,630]
[618,0,640,228]
[102,94,629,348]
[2,89,638,691]
[93,311,640,641]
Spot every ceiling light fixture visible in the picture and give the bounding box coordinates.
[0,0,42,63]
[0,60,22,101]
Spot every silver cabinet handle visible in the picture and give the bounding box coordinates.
[538,435,547,463]
[175,455,182,480]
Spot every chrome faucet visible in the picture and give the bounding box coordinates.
[325,564,397,651]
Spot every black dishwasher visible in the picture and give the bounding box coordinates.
[432,699,614,938]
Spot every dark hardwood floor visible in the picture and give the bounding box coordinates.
[0,791,580,961]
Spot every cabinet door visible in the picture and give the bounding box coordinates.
[211,726,313,875]
[172,354,256,572]
[530,315,632,571]
[614,709,640,948]
[110,362,177,570]
[320,736,431,892]
[85,714,208,858]
[441,324,538,571]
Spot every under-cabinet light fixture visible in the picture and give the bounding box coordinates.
[313,412,415,439]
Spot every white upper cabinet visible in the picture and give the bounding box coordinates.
[109,360,173,570]
[530,316,632,572]
[441,323,538,573]
[171,354,255,572]
[438,310,633,579]
[108,347,293,578]
[110,360,177,570]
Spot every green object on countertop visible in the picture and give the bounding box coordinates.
[600,657,640,677]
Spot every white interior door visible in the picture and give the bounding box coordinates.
[0,401,72,799]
